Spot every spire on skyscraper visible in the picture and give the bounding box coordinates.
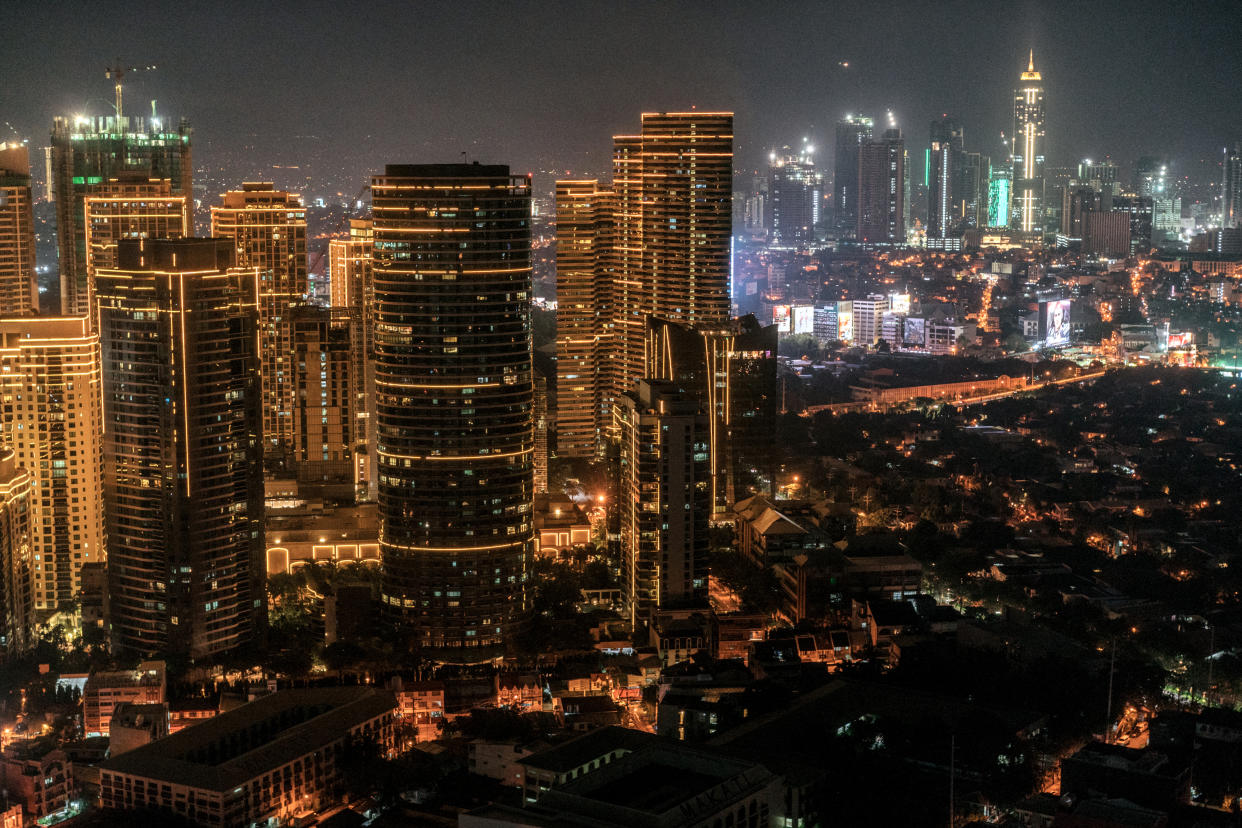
[1022,50,1041,81]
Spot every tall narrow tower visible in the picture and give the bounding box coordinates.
[1222,142,1242,229]
[1011,51,1046,238]
[211,183,307,463]
[371,164,533,653]
[834,115,874,239]
[0,143,38,316]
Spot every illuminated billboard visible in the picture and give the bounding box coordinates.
[772,305,791,333]
[889,293,911,314]
[903,317,925,346]
[837,302,854,343]
[1044,299,1071,348]
[1167,331,1193,349]
[793,306,815,335]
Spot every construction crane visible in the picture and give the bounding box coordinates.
[105,60,157,119]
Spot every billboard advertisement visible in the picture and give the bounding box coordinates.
[772,305,791,333]
[889,293,911,314]
[1167,332,1193,349]
[903,317,926,346]
[793,306,815,335]
[837,303,854,343]
[1044,299,1071,348]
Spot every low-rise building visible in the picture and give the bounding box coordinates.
[83,661,166,737]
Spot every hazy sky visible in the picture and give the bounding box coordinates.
[4,0,1240,187]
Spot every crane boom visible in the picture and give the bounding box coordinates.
[104,60,157,119]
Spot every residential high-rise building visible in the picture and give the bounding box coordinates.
[97,238,264,660]
[326,218,375,500]
[291,305,367,500]
[958,152,991,230]
[768,144,822,246]
[554,180,614,458]
[857,128,905,244]
[0,143,38,316]
[646,315,777,513]
[211,183,307,463]
[834,115,874,238]
[1222,142,1242,229]
[83,173,189,326]
[1011,51,1046,238]
[533,372,549,493]
[0,448,33,653]
[1112,195,1154,253]
[371,164,532,652]
[50,114,192,316]
[616,380,709,626]
[0,316,106,624]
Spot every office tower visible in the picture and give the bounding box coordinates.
[1152,197,1182,244]
[1061,185,1104,240]
[959,152,991,229]
[988,167,1012,228]
[1133,157,1168,198]
[857,129,905,244]
[1083,212,1131,258]
[616,380,709,626]
[848,294,888,345]
[928,118,962,241]
[1112,196,1154,253]
[211,183,308,463]
[370,164,533,652]
[291,305,367,500]
[768,144,822,246]
[1077,159,1119,200]
[83,173,189,324]
[0,143,38,316]
[834,115,874,238]
[50,114,192,316]
[1011,51,1046,238]
[0,449,33,653]
[97,238,263,660]
[327,218,375,500]
[1223,143,1242,229]
[646,315,777,513]
[0,316,106,624]
[554,180,614,457]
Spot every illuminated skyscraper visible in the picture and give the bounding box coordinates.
[1011,51,1046,238]
[834,115,874,238]
[0,448,33,653]
[1133,157,1168,198]
[988,167,1012,228]
[97,238,264,660]
[211,183,307,463]
[371,164,532,652]
[0,143,38,316]
[83,173,189,325]
[928,118,963,241]
[554,179,614,457]
[616,379,709,626]
[0,316,106,625]
[327,218,375,500]
[768,144,822,246]
[857,128,905,244]
[1223,142,1242,229]
[50,114,192,316]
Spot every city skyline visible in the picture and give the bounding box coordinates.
[4,1,1240,194]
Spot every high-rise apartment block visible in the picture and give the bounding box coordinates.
[210,183,307,463]
[554,180,614,458]
[857,129,905,244]
[1223,143,1242,229]
[371,164,533,653]
[0,143,39,316]
[554,112,733,457]
[0,449,33,653]
[97,238,264,660]
[83,173,189,325]
[927,118,962,242]
[50,114,192,316]
[834,116,874,238]
[328,218,375,501]
[0,316,106,623]
[1011,52,1046,239]
[616,380,709,626]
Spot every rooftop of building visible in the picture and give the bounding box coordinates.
[519,725,656,773]
[85,661,166,691]
[100,687,395,791]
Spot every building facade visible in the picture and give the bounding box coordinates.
[371,164,533,653]
[0,144,38,316]
[0,316,106,625]
[768,145,822,246]
[50,114,192,316]
[1223,142,1241,229]
[834,115,874,239]
[857,129,905,244]
[616,380,709,626]
[210,183,307,464]
[1011,52,1046,239]
[97,238,264,660]
[0,449,33,653]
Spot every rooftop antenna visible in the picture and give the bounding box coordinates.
[461,150,469,164]
[104,60,157,121]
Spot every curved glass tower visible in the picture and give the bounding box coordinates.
[371,164,532,654]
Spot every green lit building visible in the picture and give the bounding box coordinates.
[50,114,192,316]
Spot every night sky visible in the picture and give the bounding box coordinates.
[4,0,1240,189]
